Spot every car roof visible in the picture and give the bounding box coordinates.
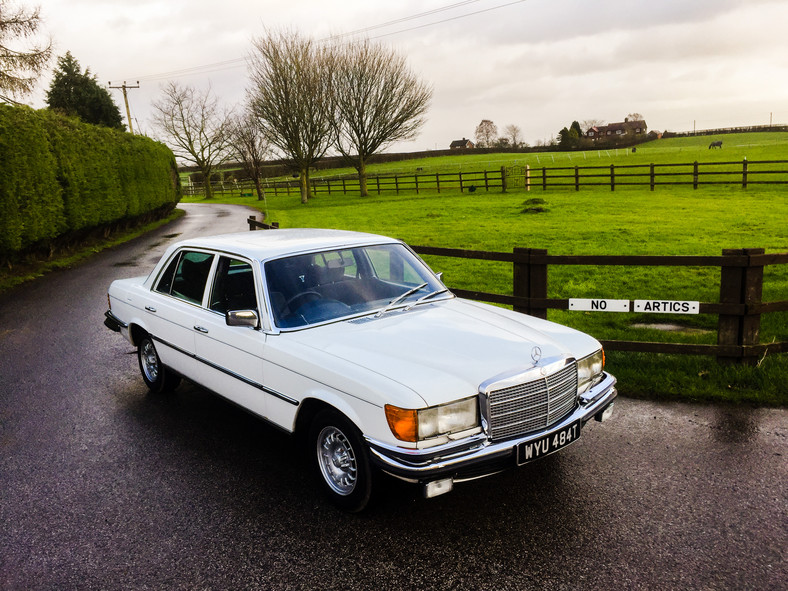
[173,228,401,261]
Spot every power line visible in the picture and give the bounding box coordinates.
[325,0,485,40]
[120,0,526,82]
[368,0,527,40]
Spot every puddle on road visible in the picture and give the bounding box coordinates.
[712,407,760,443]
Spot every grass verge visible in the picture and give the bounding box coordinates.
[0,209,185,294]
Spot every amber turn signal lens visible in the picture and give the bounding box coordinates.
[384,405,418,442]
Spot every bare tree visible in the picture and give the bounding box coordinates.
[330,39,432,197]
[0,1,52,103]
[626,112,644,122]
[228,110,270,202]
[151,82,233,199]
[503,124,522,148]
[581,119,605,133]
[474,119,497,148]
[247,30,333,204]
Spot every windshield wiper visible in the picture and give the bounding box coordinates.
[404,288,450,311]
[375,282,428,318]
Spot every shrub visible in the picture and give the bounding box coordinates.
[0,104,180,258]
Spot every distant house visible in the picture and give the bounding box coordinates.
[450,138,475,149]
[586,119,648,142]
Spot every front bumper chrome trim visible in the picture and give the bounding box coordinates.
[104,309,128,332]
[366,373,617,482]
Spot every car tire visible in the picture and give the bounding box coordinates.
[137,335,181,394]
[310,409,373,512]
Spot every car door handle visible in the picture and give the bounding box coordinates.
[193,326,209,333]
[145,306,157,313]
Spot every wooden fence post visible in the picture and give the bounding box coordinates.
[436,173,441,193]
[513,248,530,315]
[512,248,548,319]
[741,248,764,364]
[529,248,548,319]
[650,163,655,191]
[574,166,580,191]
[542,167,547,191]
[742,159,748,189]
[693,161,699,189]
[500,166,507,193]
[610,164,615,191]
[717,248,764,364]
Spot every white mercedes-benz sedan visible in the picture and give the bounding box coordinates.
[105,229,617,511]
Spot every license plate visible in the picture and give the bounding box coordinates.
[516,421,581,465]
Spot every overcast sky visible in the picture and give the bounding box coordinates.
[25,0,788,151]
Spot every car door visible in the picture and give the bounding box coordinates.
[145,249,215,378]
[192,255,268,418]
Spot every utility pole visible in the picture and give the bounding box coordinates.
[108,81,140,133]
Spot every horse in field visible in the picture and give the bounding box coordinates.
[709,140,723,149]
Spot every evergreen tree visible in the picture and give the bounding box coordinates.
[0,0,52,104]
[46,52,124,129]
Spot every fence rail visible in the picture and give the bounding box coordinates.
[183,169,506,197]
[523,159,788,191]
[410,245,788,365]
[184,159,788,197]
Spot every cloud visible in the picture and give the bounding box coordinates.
[28,0,788,149]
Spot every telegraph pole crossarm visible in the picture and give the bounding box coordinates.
[108,80,140,134]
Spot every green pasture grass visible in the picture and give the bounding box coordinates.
[181,132,788,187]
[313,131,788,178]
[183,132,788,405]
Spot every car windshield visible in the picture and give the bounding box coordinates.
[264,243,448,329]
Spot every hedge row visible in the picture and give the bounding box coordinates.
[0,104,181,257]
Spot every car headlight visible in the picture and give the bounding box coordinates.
[577,348,605,395]
[385,397,479,443]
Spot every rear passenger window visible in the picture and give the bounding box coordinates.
[155,251,214,304]
[209,257,257,313]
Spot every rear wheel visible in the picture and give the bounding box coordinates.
[310,409,373,512]
[137,335,181,394]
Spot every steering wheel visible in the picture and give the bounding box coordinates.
[285,290,323,310]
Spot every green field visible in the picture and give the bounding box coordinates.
[309,131,788,177]
[193,133,788,406]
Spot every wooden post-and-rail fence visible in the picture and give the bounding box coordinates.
[244,216,787,364]
[409,245,788,365]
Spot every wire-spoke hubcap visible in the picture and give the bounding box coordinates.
[317,426,357,496]
[141,340,159,382]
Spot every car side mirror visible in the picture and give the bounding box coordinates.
[226,309,259,329]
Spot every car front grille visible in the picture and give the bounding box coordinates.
[486,361,578,441]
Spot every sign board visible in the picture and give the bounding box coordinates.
[634,300,700,314]
[568,299,630,313]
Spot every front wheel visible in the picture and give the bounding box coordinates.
[310,409,373,512]
[137,335,181,394]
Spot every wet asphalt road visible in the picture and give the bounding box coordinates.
[0,203,786,590]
